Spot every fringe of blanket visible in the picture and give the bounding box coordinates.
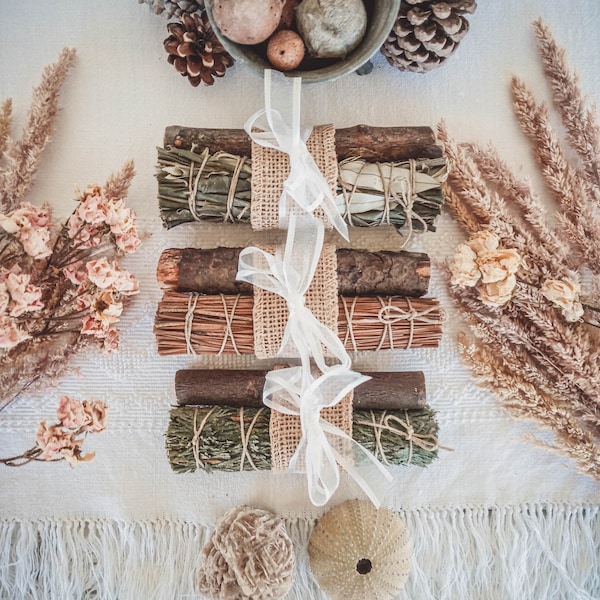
[1,502,598,600]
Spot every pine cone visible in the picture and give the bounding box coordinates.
[164,11,233,86]
[381,0,477,73]
[139,0,204,18]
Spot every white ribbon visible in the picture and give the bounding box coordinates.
[244,70,349,240]
[237,213,348,372]
[237,69,390,507]
[264,365,392,507]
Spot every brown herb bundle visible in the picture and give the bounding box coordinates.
[153,292,443,356]
[166,405,439,473]
[437,20,600,480]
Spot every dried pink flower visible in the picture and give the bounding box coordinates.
[35,421,77,461]
[540,278,584,322]
[112,268,139,295]
[466,230,499,254]
[5,271,43,317]
[63,265,87,286]
[56,394,88,429]
[0,202,53,259]
[76,193,108,226]
[0,314,30,349]
[0,282,9,314]
[86,257,116,289]
[82,399,107,433]
[91,290,123,327]
[115,229,141,254]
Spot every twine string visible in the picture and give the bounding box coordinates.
[391,159,429,247]
[340,296,359,351]
[218,293,241,355]
[356,410,439,465]
[187,148,210,221]
[184,293,200,355]
[377,297,442,350]
[238,406,264,471]
[191,406,218,470]
[339,157,366,227]
[224,155,247,223]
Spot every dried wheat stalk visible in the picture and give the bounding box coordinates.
[437,20,600,480]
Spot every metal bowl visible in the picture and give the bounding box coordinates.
[205,0,400,84]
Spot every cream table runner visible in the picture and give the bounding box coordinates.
[1,1,599,599]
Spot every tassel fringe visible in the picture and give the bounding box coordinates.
[1,503,598,599]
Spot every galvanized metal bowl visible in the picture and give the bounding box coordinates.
[205,0,400,84]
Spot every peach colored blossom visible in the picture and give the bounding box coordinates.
[92,290,123,326]
[0,314,30,349]
[477,248,521,284]
[5,272,43,317]
[540,278,580,309]
[106,202,135,235]
[115,230,141,254]
[479,274,518,307]
[450,243,480,287]
[86,257,116,289]
[63,265,87,286]
[76,194,108,226]
[82,400,108,433]
[112,269,139,295]
[81,314,106,337]
[56,395,88,430]
[35,422,77,461]
[466,230,499,254]
[18,226,52,259]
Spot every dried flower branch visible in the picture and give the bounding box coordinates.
[0,395,107,467]
[437,21,600,480]
[0,48,76,213]
[0,163,141,411]
[0,53,141,412]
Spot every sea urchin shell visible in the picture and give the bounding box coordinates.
[308,499,411,600]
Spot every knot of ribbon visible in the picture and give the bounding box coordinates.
[244,70,349,240]
[264,365,391,507]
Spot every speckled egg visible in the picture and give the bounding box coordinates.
[267,30,305,71]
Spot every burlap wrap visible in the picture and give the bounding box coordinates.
[249,123,352,470]
[250,124,337,231]
[270,371,354,472]
[252,243,338,360]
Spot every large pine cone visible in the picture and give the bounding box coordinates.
[164,11,233,86]
[381,0,477,73]
[139,0,204,18]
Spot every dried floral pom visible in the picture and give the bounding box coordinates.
[197,506,295,600]
[541,278,584,322]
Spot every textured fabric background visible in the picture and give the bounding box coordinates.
[0,1,599,598]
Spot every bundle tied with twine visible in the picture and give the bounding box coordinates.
[153,292,444,357]
[166,405,440,474]
[156,145,447,237]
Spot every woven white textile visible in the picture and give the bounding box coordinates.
[0,1,599,599]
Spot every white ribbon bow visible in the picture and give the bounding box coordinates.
[244,70,349,240]
[264,365,392,507]
[237,214,348,372]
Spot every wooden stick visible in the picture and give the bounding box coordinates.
[175,369,427,410]
[157,247,431,297]
[153,292,443,356]
[163,124,443,161]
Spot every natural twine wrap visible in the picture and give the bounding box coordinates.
[250,124,337,231]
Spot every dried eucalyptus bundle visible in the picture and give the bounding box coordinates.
[166,405,439,474]
[156,146,447,233]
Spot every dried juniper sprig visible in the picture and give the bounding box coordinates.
[165,405,439,474]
